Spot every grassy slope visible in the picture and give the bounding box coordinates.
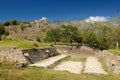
[0,40,52,49]
[108,49,120,56]
[1,53,120,80]
[0,63,120,80]
[0,41,120,80]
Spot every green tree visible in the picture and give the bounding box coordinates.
[81,24,111,50]
[83,32,99,48]
[10,20,18,25]
[97,25,110,50]
[60,25,78,46]
[36,36,41,42]
[113,27,120,49]
[46,29,61,44]
[4,21,10,26]
[73,32,82,46]
[0,25,6,40]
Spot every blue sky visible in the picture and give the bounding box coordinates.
[0,0,120,22]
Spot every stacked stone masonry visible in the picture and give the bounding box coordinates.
[0,47,27,63]
[0,47,58,64]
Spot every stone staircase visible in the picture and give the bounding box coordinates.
[83,57,107,74]
[29,54,68,68]
[29,55,108,75]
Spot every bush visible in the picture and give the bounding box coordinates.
[4,20,19,26]
[10,20,18,25]
[4,21,10,26]
[36,36,41,42]
[0,25,5,35]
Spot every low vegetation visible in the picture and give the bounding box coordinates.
[66,53,88,62]
[0,18,120,80]
[0,40,52,49]
[45,25,120,51]
[108,49,120,56]
[0,58,120,80]
[1,19,120,51]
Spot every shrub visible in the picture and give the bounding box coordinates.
[4,21,10,26]
[10,20,18,25]
[36,36,41,42]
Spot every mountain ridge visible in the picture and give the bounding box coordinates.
[2,17,120,41]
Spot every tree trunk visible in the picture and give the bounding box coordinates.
[68,37,71,46]
[116,41,119,49]
[68,41,71,46]
[54,41,57,45]
[0,35,1,40]
[78,42,79,46]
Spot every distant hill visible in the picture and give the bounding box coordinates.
[3,17,120,41]
[108,17,120,26]
[5,17,50,41]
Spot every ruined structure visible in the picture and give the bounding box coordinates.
[0,47,58,64]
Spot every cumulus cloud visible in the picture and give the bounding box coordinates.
[40,17,47,21]
[85,16,109,23]
[41,17,47,20]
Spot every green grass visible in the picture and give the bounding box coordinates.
[0,46,120,80]
[108,49,120,56]
[98,57,109,72]
[0,40,53,49]
[68,53,88,62]
[0,53,120,80]
[0,63,120,80]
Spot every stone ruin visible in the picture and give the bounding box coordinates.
[0,47,58,64]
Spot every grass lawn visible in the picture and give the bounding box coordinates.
[0,42,120,80]
[108,49,120,56]
[0,53,120,80]
[0,40,53,49]
[0,63,120,80]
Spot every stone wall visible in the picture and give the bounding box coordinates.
[0,47,27,63]
[0,47,58,64]
[54,45,120,73]
[22,48,58,64]
[102,50,120,73]
[54,45,95,55]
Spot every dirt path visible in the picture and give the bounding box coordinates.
[54,61,83,74]
[29,55,68,68]
[84,57,107,74]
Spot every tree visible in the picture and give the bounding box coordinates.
[36,36,41,42]
[0,25,6,40]
[97,25,111,50]
[83,32,99,48]
[60,25,78,46]
[3,20,19,26]
[46,29,61,44]
[73,34,82,46]
[113,27,120,49]
[10,20,18,25]
[81,24,111,50]
[4,21,10,26]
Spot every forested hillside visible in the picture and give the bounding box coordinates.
[0,17,120,50]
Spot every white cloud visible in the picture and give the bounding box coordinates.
[39,17,47,21]
[41,17,47,20]
[85,16,109,23]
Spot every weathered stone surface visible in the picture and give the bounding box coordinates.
[22,48,59,64]
[113,56,120,73]
[0,47,27,63]
[29,54,68,68]
[100,50,120,73]
[54,61,83,74]
[0,47,59,64]
[84,57,107,74]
